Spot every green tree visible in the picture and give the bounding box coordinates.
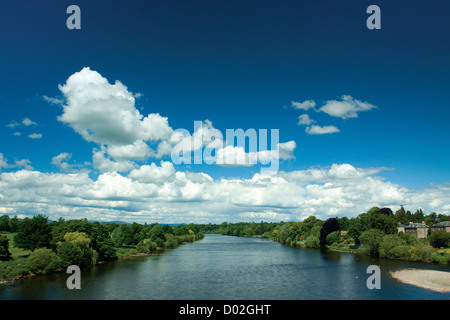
[27,248,62,274]
[369,213,398,234]
[428,230,449,248]
[359,228,385,256]
[9,216,20,232]
[149,224,166,243]
[326,231,341,245]
[14,214,51,251]
[395,206,408,224]
[412,209,424,223]
[111,226,126,247]
[379,234,405,258]
[348,218,362,244]
[0,215,11,233]
[305,235,320,248]
[57,232,98,268]
[0,235,11,259]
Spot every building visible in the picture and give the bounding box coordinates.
[430,221,450,233]
[398,222,429,239]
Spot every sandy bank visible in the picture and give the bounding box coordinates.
[389,269,450,293]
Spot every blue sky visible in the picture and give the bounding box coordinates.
[0,0,449,223]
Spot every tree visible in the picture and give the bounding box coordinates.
[0,215,11,233]
[369,212,398,234]
[319,218,340,245]
[111,226,126,247]
[149,224,166,243]
[348,218,362,244]
[379,234,405,258]
[305,235,320,248]
[57,232,98,268]
[359,229,385,256]
[13,214,51,251]
[428,230,449,248]
[9,216,20,232]
[326,231,341,245]
[0,235,11,259]
[395,206,408,224]
[27,248,61,274]
[377,207,393,216]
[412,209,425,223]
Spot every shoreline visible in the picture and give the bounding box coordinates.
[389,269,450,293]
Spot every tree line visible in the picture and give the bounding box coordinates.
[198,206,450,263]
[0,215,204,279]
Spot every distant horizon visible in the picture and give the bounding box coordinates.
[1,1,449,225]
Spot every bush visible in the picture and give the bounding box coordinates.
[164,234,179,248]
[27,248,61,275]
[326,231,341,245]
[0,235,11,259]
[379,234,405,258]
[0,258,31,279]
[428,230,450,248]
[57,232,98,268]
[431,252,450,264]
[305,235,320,248]
[388,245,412,260]
[360,229,385,256]
[136,239,157,253]
[408,242,433,262]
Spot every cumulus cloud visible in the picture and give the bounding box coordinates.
[305,125,340,135]
[298,114,315,126]
[106,140,152,161]
[92,147,136,173]
[0,153,33,171]
[291,100,316,111]
[128,161,176,184]
[0,163,447,224]
[57,67,173,146]
[319,95,376,119]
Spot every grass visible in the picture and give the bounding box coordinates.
[115,245,137,258]
[1,233,31,256]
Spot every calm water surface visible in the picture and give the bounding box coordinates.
[1,234,449,300]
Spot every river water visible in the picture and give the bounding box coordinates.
[0,234,449,300]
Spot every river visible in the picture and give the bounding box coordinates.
[0,234,449,300]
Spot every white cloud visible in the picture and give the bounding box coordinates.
[106,140,152,161]
[43,95,64,105]
[291,100,316,111]
[51,153,73,172]
[57,67,173,146]
[28,133,43,139]
[6,121,19,128]
[128,161,175,184]
[0,163,449,224]
[305,125,340,135]
[298,114,315,126]
[22,117,37,126]
[319,95,376,119]
[0,153,33,171]
[92,147,136,173]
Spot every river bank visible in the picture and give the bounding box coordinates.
[389,269,450,293]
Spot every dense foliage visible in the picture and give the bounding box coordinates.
[197,206,450,262]
[0,217,204,280]
[0,206,449,281]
